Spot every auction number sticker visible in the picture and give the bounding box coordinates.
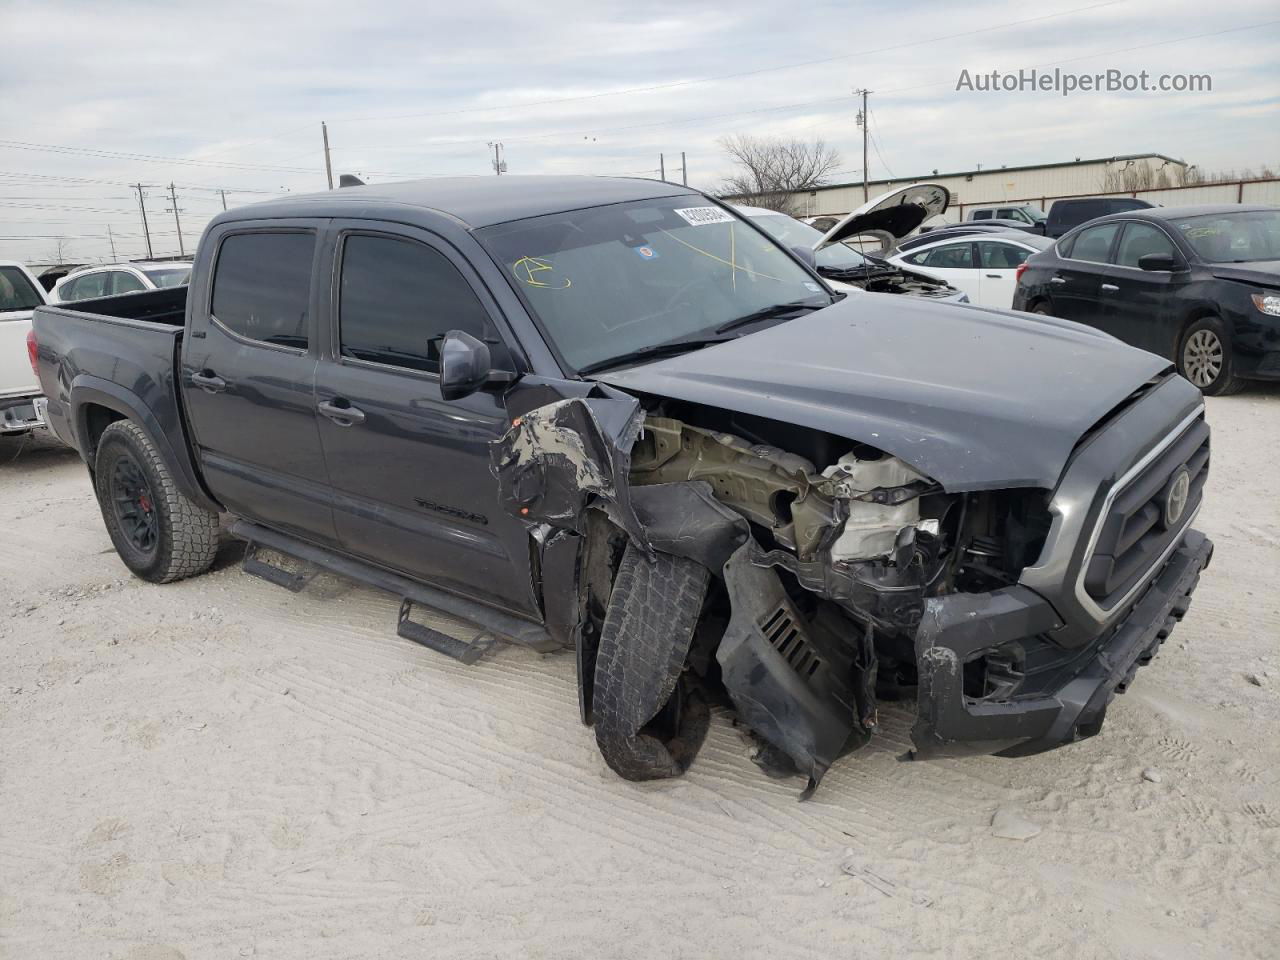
[673,206,735,227]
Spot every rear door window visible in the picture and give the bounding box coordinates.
[338,233,491,374]
[1068,223,1120,263]
[978,242,1032,269]
[65,272,107,301]
[110,271,146,295]
[211,232,316,349]
[922,243,975,269]
[1115,223,1176,268]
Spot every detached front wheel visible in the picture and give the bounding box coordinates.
[592,542,711,781]
[94,420,219,583]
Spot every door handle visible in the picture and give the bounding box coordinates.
[1049,276,1067,285]
[190,370,226,393]
[317,399,366,426]
[985,274,1004,279]
[1101,283,1120,292]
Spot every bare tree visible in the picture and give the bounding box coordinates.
[45,237,72,264]
[717,135,841,215]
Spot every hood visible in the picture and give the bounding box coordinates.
[596,295,1170,492]
[1209,260,1280,287]
[816,183,950,253]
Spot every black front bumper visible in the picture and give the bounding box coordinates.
[911,529,1213,759]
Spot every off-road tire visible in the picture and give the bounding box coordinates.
[593,542,711,781]
[1178,316,1246,396]
[94,420,219,583]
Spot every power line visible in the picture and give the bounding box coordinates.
[868,108,896,180]
[0,139,435,179]
[0,169,284,195]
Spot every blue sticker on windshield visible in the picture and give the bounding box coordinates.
[633,244,660,261]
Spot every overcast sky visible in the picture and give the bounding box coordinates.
[2,0,1277,263]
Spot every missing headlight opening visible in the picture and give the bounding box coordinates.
[492,397,1054,797]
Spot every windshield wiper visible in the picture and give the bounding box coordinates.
[576,335,724,376]
[713,301,825,335]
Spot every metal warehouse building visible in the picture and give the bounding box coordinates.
[787,153,1280,222]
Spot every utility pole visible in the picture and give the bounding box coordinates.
[220,189,228,211]
[659,153,665,181]
[134,183,153,259]
[166,183,185,258]
[322,122,334,190]
[106,224,117,261]
[488,142,506,175]
[854,88,872,202]
[681,151,687,186]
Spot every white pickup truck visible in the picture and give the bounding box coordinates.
[0,260,49,435]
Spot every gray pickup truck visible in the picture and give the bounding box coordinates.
[32,176,1213,795]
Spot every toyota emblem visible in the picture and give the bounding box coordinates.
[1164,467,1191,529]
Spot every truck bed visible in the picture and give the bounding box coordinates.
[31,286,214,511]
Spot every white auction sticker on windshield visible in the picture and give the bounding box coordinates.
[673,206,735,227]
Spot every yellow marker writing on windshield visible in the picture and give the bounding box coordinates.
[512,256,571,289]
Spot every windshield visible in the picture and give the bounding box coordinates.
[747,212,871,271]
[477,198,832,371]
[0,266,44,312]
[141,266,192,288]
[1169,210,1280,263]
[1022,206,1047,223]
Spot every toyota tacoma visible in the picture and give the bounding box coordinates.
[31,175,1213,795]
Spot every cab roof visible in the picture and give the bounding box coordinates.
[227,175,702,230]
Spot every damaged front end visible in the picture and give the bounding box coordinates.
[492,395,1063,795]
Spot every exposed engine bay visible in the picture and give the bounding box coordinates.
[820,262,956,298]
[492,393,1053,796]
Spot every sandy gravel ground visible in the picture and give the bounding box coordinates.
[2,389,1278,960]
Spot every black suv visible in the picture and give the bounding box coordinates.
[1045,196,1156,238]
[1014,204,1280,394]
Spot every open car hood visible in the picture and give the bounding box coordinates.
[815,183,950,253]
[595,295,1172,493]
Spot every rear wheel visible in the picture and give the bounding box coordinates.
[1031,301,1053,316]
[592,543,711,781]
[94,420,219,583]
[1179,317,1245,396]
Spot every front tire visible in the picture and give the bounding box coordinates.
[1179,317,1245,396]
[592,543,711,781]
[94,420,219,583]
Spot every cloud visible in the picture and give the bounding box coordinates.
[0,0,1275,262]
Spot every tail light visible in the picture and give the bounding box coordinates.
[26,328,38,377]
[1015,263,1029,285]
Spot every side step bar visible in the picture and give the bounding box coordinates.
[397,599,499,665]
[242,541,315,592]
[228,520,556,661]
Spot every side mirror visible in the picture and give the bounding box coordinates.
[1137,252,1178,272]
[791,245,817,268]
[439,329,513,401]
